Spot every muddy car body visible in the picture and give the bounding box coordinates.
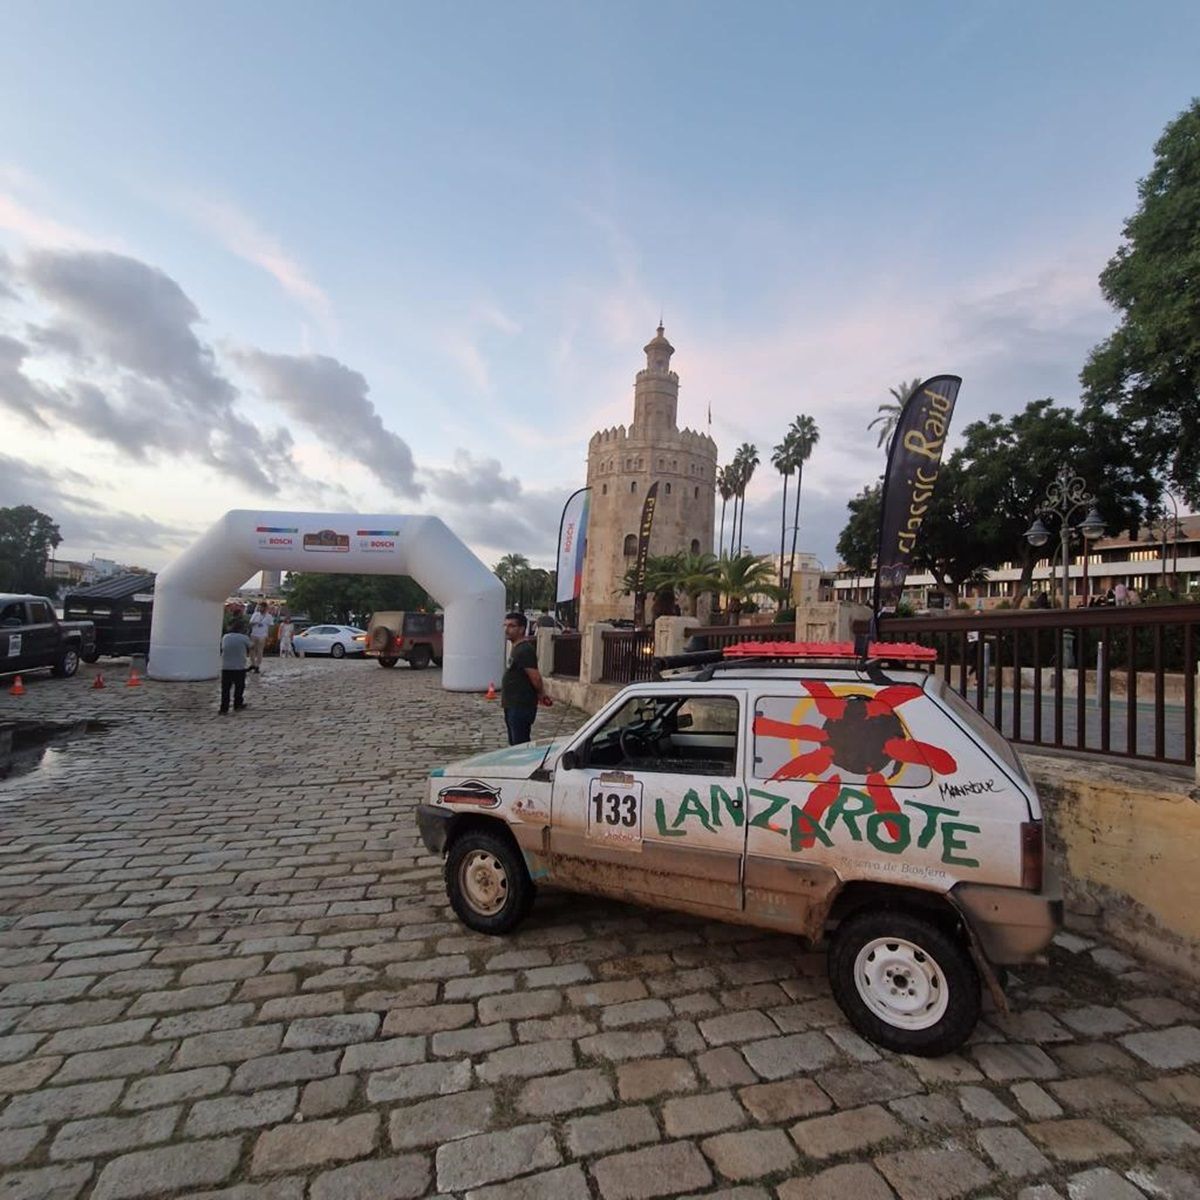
[364,610,443,669]
[418,647,1061,1054]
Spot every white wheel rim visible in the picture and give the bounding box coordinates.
[460,850,508,915]
[854,935,949,1030]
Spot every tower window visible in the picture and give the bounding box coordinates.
[631,481,637,493]
[665,482,672,495]
[694,487,699,499]
[658,458,664,469]
[623,534,637,556]
[691,539,700,554]
[602,484,608,495]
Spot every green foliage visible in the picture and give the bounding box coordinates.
[712,552,776,616]
[492,554,555,610]
[866,378,922,451]
[836,483,882,575]
[282,573,432,625]
[0,505,62,594]
[1081,98,1200,506]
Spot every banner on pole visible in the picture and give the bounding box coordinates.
[555,487,591,604]
[873,375,962,617]
[632,481,660,620]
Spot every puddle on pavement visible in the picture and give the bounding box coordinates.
[0,718,112,782]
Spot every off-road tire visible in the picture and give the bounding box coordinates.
[409,644,432,670]
[378,657,398,668]
[828,909,980,1056]
[445,829,534,935]
[330,643,346,659]
[52,648,80,678]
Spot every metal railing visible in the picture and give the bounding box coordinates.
[551,632,582,679]
[862,603,1199,768]
[600,629,656,683]
[683,622,796,651]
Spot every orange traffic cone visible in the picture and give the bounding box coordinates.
[8,675,25,696]
[92,673,106,689]
[126,667,142,688]
[485,681,497,701]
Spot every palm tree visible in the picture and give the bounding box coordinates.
[493,552,530,609]
[713,552,776,619]
[771,432,799,590]
[732,442,759,555]
[671,550,720,617]
[867,377,923,451]
[715,466,736,557]
[785,415,819,595]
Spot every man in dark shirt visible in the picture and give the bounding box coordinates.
[502,610,549,745]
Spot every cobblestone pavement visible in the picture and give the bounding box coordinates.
[2,659,1199,1200]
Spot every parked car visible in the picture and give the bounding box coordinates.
[417,641,1060,1056]
[362,611,443,669]
[292,624,366,659]
[0,594,96,679]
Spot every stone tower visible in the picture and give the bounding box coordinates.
[579,325,718,627]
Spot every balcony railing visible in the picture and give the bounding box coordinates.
[861,603,1199,768]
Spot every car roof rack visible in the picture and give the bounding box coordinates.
[654,640,936,685]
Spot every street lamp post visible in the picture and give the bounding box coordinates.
[1025,466,1105,610]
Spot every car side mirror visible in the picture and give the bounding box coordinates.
[560,749,579,771]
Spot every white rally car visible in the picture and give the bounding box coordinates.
[418,642,1060,1055]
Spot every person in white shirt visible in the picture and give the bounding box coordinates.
[248,602,274,672]
[278,615,295,658]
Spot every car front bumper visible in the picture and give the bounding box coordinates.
[416,804,453,855]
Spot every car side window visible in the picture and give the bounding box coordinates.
[1,601,25,626]
[586,694,739,777]
[28,602,52,623]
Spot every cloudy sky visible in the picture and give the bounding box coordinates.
[1,2,1197,574]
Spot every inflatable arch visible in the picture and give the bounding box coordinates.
[148,510,505,691]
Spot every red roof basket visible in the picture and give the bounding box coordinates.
[722,640,936,663]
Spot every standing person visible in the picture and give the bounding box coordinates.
[1114,580,1128,606]
[248,602,273,672]
[219,618,252,714]
[278,614,295,658]
[502,610,550,745]
[536,607,556,629]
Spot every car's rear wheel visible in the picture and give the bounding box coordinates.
[409,644,432,670]
[81,648,100,664]
[445,829,534,935]
[828,909,980,1056]
[378,657,398,668]
[53,648,80,678]
[330,643,346,659]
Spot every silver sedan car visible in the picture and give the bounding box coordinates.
[292,624,367,659]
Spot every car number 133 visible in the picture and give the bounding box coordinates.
[587,778,643,843]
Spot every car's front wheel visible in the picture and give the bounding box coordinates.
[828,909,980,1056]
[378,657,398,668]
[445,829,534,935]
[330,643,346,659]
[53,648,80,678]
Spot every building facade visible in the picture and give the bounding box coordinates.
[834,514,1200,609]
[579,326,718,627]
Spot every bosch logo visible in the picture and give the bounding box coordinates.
[369,540,395,549]
[268,537,292,545]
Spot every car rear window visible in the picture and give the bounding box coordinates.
[404,613,438,635]
[930,678,1030,783]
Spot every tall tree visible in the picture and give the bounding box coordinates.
[715,465,736,557]
[732,442,759,554]
[0,505,62,594]
[283,573,432,626]
[493,553,531,609]
[866,378,922,451]
[1081,98,1200,506]
[785,415,819,593]
[771,432,798,589]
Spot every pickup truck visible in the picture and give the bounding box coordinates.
[0,594,96,679]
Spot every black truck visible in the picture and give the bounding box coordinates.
[0,594,96,679]
[64,572,155,663]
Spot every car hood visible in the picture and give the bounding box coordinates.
[429,736,569,781]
